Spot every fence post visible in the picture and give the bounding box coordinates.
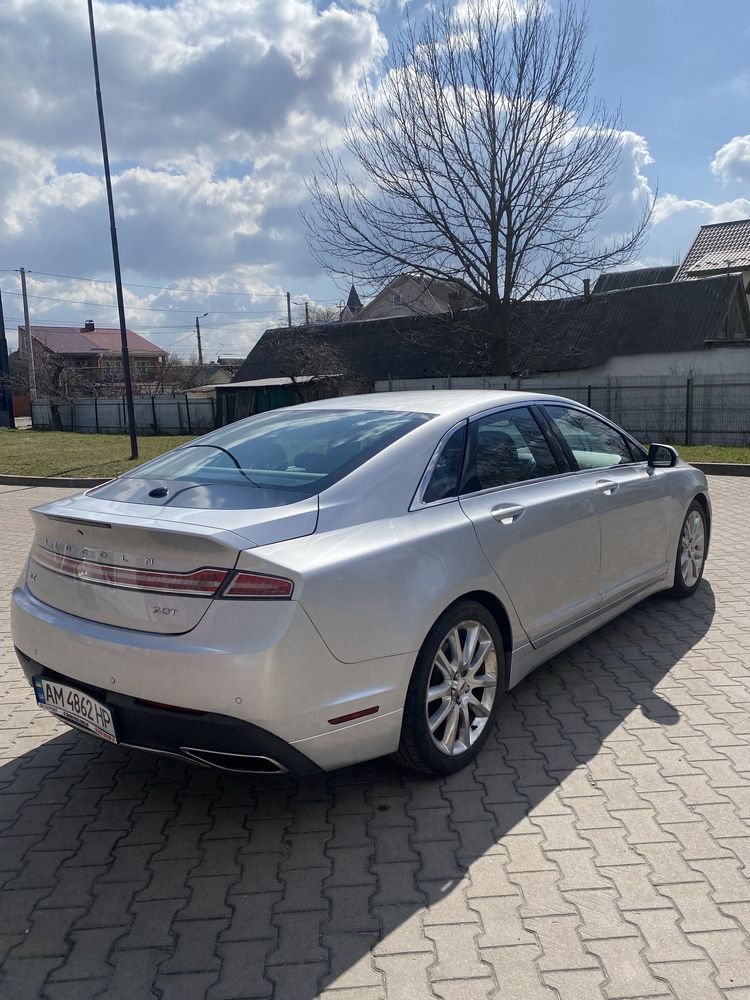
[685,377,693,446]
[121,395,126,433]
[184,393,192,435]
[151,395,157,434]
[587,385,592,408]
[210,395,217,429]
[94,396,99,433]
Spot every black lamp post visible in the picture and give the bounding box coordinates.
[86,0,138,459]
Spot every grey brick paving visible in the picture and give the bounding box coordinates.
[1,478,750,999]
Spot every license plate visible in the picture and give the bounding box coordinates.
[33,677,117,744]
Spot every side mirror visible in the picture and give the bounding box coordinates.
[648,443,679,468]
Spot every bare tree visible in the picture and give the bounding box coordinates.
[262,328,365,401]
[292,302,343,326]
[304,0,652,373]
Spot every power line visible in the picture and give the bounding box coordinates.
[0,289,284,314]
[1,314,277,330]
[28,270,287,298]
[25,270,344,303]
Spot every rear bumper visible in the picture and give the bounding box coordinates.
[11,583,410,771]
[17,655,322,775]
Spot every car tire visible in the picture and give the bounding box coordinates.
[395,600,505,775]
[666,499,708,599]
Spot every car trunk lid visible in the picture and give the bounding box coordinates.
[26,490,318,634]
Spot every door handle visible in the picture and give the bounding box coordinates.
[491,503,525,524]
[596,479,619,495]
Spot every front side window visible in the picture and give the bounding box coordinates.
[460,407,560,493]
[128,408,432,495]
[544,406,635,470]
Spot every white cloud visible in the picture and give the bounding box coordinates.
[595,130,654,242]
[589,132,750,269]
[711,134,750,185]
[0,0,387,356]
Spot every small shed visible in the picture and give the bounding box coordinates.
[214,375,342,426]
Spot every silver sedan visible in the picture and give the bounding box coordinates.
[11,391,710,775]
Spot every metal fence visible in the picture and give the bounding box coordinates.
[31,394,216,436]
[29,375,750,447]
[374,374,750,447]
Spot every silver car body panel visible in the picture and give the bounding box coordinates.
[11,389,711,770]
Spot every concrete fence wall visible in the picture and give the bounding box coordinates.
[31,394,216,436]
[374,374,750,447]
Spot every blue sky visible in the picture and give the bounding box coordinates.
[586,0,749,198]
[1,0,748,358]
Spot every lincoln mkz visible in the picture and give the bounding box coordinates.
[12,391,710,775]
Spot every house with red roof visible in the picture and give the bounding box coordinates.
[16,320,167,395]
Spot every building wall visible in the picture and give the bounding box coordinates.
[539,347,750,380]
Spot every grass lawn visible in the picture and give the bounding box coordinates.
[0,430,196,478]
[676,444,750,464]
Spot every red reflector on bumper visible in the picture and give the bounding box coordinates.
[134,698,204,715]
[328,705,379,726]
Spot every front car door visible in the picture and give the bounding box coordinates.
[540,404,674,605]
[457,405,602,647]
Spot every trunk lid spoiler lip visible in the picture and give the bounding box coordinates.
[31,492,320,548]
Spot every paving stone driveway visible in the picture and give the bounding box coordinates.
[1,478,750,1000]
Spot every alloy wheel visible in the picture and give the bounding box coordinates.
[680,509,705,587]
[425,620,498,756]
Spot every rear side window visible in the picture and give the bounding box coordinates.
[544,406,635,470]
[423,424,467,503]
[129,408,432,495]
[460,407,560,493]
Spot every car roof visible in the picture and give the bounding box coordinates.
[298,389,575,418]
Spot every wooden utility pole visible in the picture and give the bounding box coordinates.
[195,314,206,366]
[87,0,138,458]
[19,267,36,400]
[305,301,310,326]
[286,292,292,329]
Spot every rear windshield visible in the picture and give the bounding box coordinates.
[127,408,432,495]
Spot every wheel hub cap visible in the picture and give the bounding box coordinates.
[426,620,498,757]
[679,509,705,587]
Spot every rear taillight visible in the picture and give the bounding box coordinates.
[222,572,294,599]
[31,544,294,600]
[31,546,228,596]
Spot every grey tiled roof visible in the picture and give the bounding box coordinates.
[236,274,750,381]
[674,219,750,280]
[593,266,678,293]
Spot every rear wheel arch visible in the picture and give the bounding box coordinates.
[684,491,711,561]
[436,590,514,674]
[396,596,506,774]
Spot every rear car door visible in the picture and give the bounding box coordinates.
[541,404,674,605]
[457,405,602,646]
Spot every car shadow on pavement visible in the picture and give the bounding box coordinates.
[0,580,715,1000]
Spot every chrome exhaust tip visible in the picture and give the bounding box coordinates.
[180,747,288,774]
